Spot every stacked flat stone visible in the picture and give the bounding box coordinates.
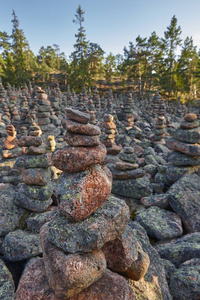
[50,89,61,114]
[88,99,96,125]
[166,113,200,170]
[17,108,33,136]
[111,146,153,199]
[0,124,24,184]
[123,92,134,130]
[92,85,101,115]
[36,108,137,299]
[37,88,51,134]
[102,114,122,155]
[152,90,165,117]
[14,124,53,212]
[153,116,166,145]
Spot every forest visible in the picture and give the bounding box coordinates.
[0,5,200,102]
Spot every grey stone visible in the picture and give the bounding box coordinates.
[0,259,15,300]
[1,229,42,261]
[135,206,183,240]
[47,195,130,253]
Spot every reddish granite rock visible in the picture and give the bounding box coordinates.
[64,132,100,147]
[62,118,101,135]
[18,136,43,147]
[180,120,199,129]
[52,144,107,173]
[40,224,106,299]
[25,146,46,155]
[184,113,197,122]
[22,168,51,186]
[102,225,150,281]
[115,161,139,171]
[111,168,145,180]
[166,138,200,156]
[106,144,122,155]
[70,269,135,300]
[15,258,58,300]
[102,121,116,130]
[57,164,112,221]
[66,108,90,124]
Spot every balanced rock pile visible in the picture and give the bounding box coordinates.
[152,116,166,145]
[14,124,53,212]
[15,108,141,299]
[102,114,122,155]
[111,146,152,199]
[166,113,200,182]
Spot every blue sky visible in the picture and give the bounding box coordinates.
[1,0,200,57]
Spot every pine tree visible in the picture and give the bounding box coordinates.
[163,15,182,99]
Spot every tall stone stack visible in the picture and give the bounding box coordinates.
[152,90,165,117]
[14,124,53,212]
[92,85,101,116]
[166,113,200,180]
[123,92,134,130]
[152,116,166,145]
[102,114,122,156]
[87,99,96,125]
[34,108,136,299]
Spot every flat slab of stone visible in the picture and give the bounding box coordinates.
[26,207,57,233]
[18,136,42,147]
[64,131,100,147]
[166,138,200,156]
[111,167,145,180]
[135,206,183,240]
[167,173,200,232]
[1,229,42,261]
[112,176,152,199]
[15,153,51,169]
[66,108,90,124]
[52,144,106,173]
[155,233,200,267]
[18,182,54,201]
[141,194,169,209]
[22,168,51,186]
[41,224,106,299]
[56,165,112,221]
[62,118,101,135]
[46,195,130,253]
[0,259,15,300]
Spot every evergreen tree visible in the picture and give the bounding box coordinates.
[69,5,90,90]
[163,15,182,98]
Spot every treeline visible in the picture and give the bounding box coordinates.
[0,6,200,101]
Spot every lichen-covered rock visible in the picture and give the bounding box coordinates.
[52,144,107,173]
[64,131,100,147]
[47,195,130,253]
[15,153,51,169]
[162,259,177,282]
[70,269,135,300]
[26,207,57,233]
[169,258,200,300]
[174,127,200,143]
[155,233,200,268]
[22,168,51,186]
[40,224,106,299]
[15,258,58,300]
[66,108,90,124]
[0,259,15,300]
[102,225,150,281]
[18,182,54,201]
[166,138,200,156]
[1,229,42,261]
[56,164,112,221]
[135,206,183,240]
[17,136,42,147]
[128,221,172,300]
[168,151,200,166]
[0,186,26,236]
[141,194,169,209]
[166,163,200,184]
[167,173,200,232]
[112,176,152,199]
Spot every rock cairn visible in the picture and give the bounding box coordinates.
[102,114,122,156]
[14,124,53,212]
[166,113,200,173]
[152,90,165,117]
[111,146,153,199]
[152,116,166,145]
[123,92,134,130]
[36,108,136,299]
